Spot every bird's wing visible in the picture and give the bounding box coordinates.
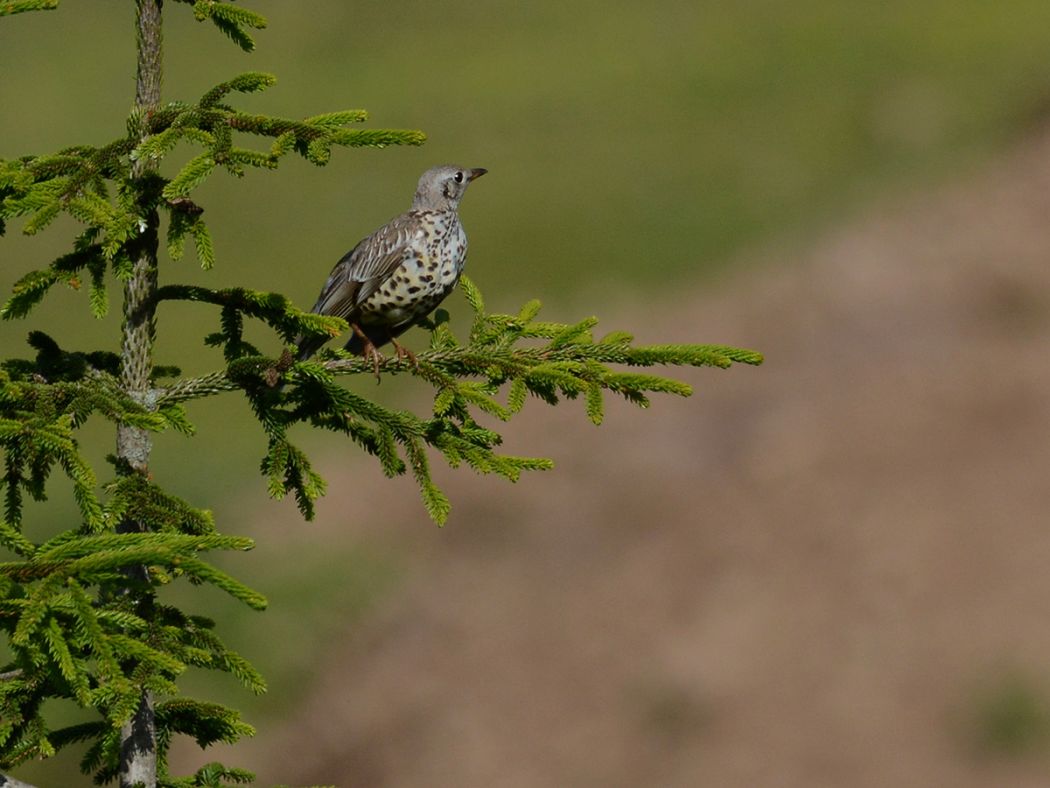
[310,212,423,320]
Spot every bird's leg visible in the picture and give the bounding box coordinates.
[389,337,419,368]
[350,323,384,381]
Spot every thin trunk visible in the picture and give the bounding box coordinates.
[117,2,163,786]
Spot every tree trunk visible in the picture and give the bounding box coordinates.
[117,2,163,786]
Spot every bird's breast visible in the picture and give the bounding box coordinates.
[358,216,468,326]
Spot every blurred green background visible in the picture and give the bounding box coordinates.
[5,1,1050,784]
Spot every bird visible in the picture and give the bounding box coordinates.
[295,164,487,375]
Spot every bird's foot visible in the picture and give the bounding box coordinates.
[350,323,385,382]
[390,338,419,369]
[363,343,385,382]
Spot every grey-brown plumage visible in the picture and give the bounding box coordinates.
[297,165,487,366]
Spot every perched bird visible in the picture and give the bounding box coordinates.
[296,164,487,373]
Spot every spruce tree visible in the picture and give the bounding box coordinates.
[0,2,762,786]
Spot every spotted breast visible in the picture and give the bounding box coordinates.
[357,209,467,334]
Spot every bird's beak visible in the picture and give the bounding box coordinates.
[467,168,488,181]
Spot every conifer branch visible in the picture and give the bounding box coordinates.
[155,284,346,346]
[172,0,267,52]
[1,78,423,305]
[147,283,762,523]
[157,340,760,405]
[0,0,57,16]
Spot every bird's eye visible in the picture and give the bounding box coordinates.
[453,171,464,183]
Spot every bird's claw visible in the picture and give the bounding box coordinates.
[390,338,419,369]
[350,322,385,382]
[363,343,384,383]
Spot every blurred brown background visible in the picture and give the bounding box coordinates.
[5,2,1050,786]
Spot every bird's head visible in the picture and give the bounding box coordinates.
[412,165,487,211]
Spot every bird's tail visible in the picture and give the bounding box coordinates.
[294,333,327,362]
[294,327,369,362]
